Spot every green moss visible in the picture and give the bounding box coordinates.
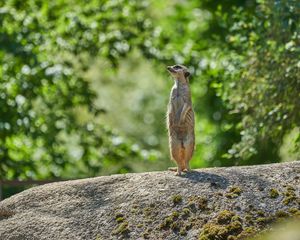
[160,210,193,233]
[256,210,265,217]
[159,216,173,229]
[288,208,298,214]
[244,214,255,225]
[185,222,193,230]
[230,186,242,194]
[188,202,197,212]
[130,208,137,214]
[217,210,235,224]
[283,187,297,205]
[170,222,180,231]
[228,221,243,234]
[165,217,173,225]
[137,223,144,228]
[237,227,257,239]
[225,193,238,199]
[227,236,237,240]
[114,212,126,223]
[116,217,124,223]
[199,221,248,240]
[95,234,103,240]
[112,222,129,235]
[244,214,253,221]
[142,232,150,239]
[142,228,152,239]
[225,186,243,199]
[115,213,124,219]
[288,207,300,216]
[231,215,241,222]
[199,210,246,240]
[269,188,279,198]
[189,217,200,227]
[160,211,183,230]
[172,211,180,219]
[149,203,155,208]
[179,228,187,236]
[182,208,191,217]
[198,197,208,210]
[188,196,208,210]
[286,185,295,191]
[172,195,183,205]
[283,196,296,205]
[256,217,273,226]
[256,217,266,225]
[244,227,256,234]
[199,223,229,240]
[143,207,152,216]
[275,210,289,218]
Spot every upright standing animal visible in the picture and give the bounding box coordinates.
[166,64,195,176]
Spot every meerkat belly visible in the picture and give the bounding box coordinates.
[171,126,188,141]
[168,85,193,138]
[173,96,185,123]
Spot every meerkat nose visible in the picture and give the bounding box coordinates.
[167,66,173,72]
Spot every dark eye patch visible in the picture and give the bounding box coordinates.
[174,65,182,69]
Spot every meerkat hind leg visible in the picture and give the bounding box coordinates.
[182,166,191,173]
[175,169,182,176]
[182,158,190,172]
[183,143,193,172]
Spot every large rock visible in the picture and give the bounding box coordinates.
[0,162,299,240]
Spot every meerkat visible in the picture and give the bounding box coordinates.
[166,64,195,176]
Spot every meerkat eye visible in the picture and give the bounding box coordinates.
[174,65,181,70]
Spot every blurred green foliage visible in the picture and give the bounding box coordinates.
[0,0,156,179]
[220,0,300,162]
[0,0,299,182]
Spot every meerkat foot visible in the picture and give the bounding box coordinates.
[168,167,182,176]
[168,167,178,172]
[183,166,191,172]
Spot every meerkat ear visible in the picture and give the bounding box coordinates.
[184,71,190,79]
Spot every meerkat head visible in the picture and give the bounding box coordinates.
[167,64,190,83]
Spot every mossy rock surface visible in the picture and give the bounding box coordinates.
[0,161,299,239]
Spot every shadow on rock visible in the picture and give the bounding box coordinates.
[181,170,229,189]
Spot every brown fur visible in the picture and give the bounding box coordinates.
[166,65,195,175]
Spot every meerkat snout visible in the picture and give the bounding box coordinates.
[166,66,175,73]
